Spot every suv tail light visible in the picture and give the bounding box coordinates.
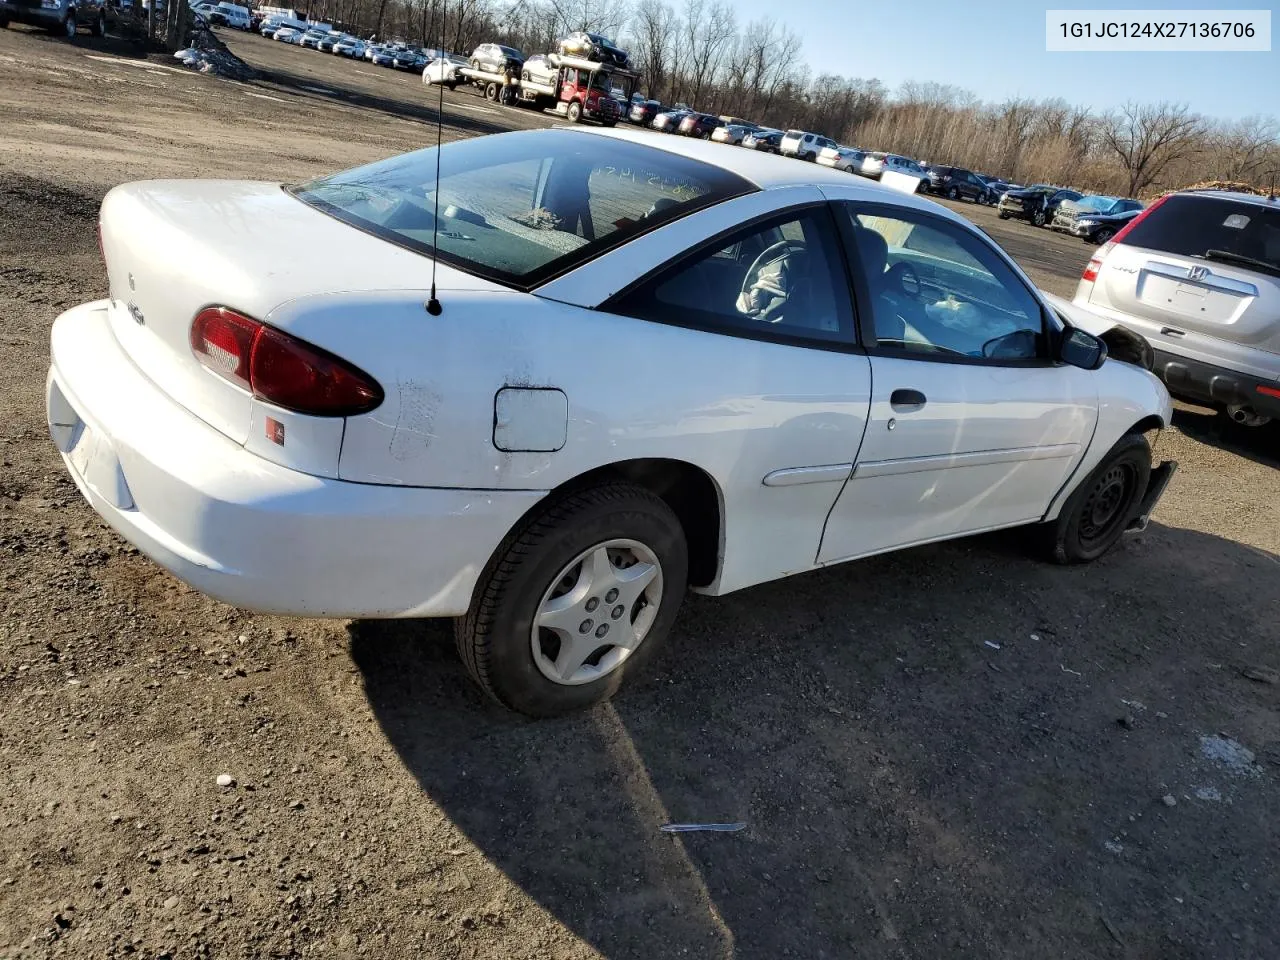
[1081,242,1113,282]
[190,307,383,417]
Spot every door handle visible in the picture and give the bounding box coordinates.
[890,388,927,411]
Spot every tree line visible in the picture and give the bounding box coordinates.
[303,0,1279,198]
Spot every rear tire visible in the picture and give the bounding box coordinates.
[456,481,689,717]
[91,10,105,36]
[1044,434,1151,564]
[58,11,76,36]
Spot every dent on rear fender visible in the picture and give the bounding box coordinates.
[388,379,443,462]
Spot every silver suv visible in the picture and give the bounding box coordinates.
[1074,191,1280,427]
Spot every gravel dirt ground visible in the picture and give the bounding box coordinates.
[2,24,1279,960]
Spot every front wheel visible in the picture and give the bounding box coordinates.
[58,11,75,36]
[947,186,959,200]
[1044,434,1151,564]
[1093,227,1115,245]
[566,100,582,122]
[998,211,1009,219]
[456,482,689,716]
[1032,208,1048,227]
[91,10,105,36]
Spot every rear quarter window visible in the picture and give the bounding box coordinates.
[289,130,757,289]
[1123,195,1280,277]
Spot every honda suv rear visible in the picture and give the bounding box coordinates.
[1074,191,1280,426]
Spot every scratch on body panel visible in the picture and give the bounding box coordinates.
[389,380,442,462]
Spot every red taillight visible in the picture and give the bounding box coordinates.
[1081,244,1110,283]
[190,307,383,417]
[1258,384,1280,399]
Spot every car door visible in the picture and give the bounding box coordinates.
[599,200,873,592]
[815,199,1097,563]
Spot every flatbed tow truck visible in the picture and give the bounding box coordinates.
[457,53,639,126]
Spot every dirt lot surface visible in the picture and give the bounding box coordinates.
[3,24,1279,960]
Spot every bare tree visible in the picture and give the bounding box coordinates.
[631,0,676,100]
[1100,101,1204,196]
[679,0,735,109]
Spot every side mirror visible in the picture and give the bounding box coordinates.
[1057,326,1107,370]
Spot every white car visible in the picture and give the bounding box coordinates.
[47,128,1176,717]
[861,152,927,181]
[817,145,865,172]
[711,124,751,145]
[422,56,465,87]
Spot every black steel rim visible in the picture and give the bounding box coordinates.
[1078,463,1137,546]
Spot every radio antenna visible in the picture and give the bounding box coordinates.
[425,0,446,316]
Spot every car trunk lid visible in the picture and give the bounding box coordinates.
[98,179,502,445]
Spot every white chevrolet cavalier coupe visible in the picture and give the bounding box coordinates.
[47,128,1176,716]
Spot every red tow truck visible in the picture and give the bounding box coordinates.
[457,53,639,126]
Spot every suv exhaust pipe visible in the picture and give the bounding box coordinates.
[1227,404,1271,428]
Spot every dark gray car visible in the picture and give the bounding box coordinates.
[0,0,106,37]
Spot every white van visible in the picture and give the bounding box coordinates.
[214,2,251,29]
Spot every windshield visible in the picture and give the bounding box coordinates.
[1074,196,1120,213]
[289,130,756,289]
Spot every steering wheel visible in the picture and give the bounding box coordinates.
[737,240,808,322]
[884,261,922,300]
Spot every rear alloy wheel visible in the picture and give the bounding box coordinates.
[457,481,688,716]
[1045,433,1151,563]
[566,100,582,123]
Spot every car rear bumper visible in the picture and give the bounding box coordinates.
[1126,460,1178,532]
[1152,348,1280,417]
[47,300,546,619]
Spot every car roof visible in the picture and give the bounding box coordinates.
[558,127,970,210]
[1182,190,1280,208]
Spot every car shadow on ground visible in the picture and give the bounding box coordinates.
[350,522,1278,959]
[245,62,524,139]
[1172,404,1280,470]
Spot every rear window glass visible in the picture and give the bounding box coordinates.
[289,130,756,289]
[1123,195,1280,277]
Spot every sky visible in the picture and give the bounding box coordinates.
[726,0,1276,122]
